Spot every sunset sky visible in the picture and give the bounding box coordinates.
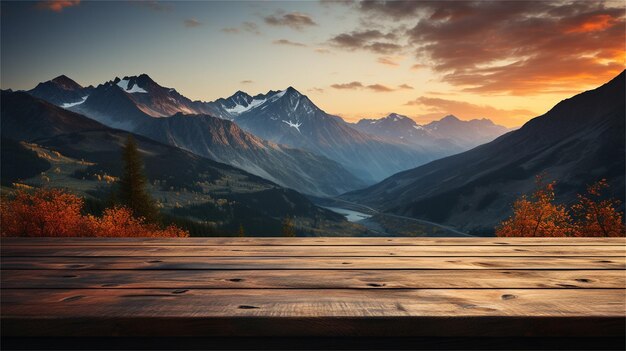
[1,0,624,127]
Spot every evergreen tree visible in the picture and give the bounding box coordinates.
[282,216,296,237]
[237,224,246,237]
[117,135,160,223]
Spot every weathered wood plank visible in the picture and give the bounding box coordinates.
[2,289,624,337]
[3,237,625,246]
[2,256,624,270]
[3,245,624,257]
[3,269,623,289]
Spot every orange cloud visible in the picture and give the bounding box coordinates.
[565,14,617,33]
[377,57,399,66]
[36,0,80,12]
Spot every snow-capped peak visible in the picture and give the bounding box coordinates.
[115,77,147,94]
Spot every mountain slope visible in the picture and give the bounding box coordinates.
[231,87,436,181]
[1,91,104,140]
[343,71,626,233]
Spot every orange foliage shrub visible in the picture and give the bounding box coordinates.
[497,177,625,237]
[85,207,188,238]
[496,176,573,237]
[0,188,85,237]
[1,188,188,238]
[570,179,625,237]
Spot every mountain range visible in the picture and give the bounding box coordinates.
[227,87,435,181]
[343,70,626,234]
[0,90,361,236]
[29,76,364,196]
[25,74,510,191]
[353,113,512,152]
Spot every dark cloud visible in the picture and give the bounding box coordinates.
[331,81,396,92]
[331,81,364,90]
[406,96,535,125]
[358,0,425,20]
[184,18,202,28]
[272,39,307,47]
[221,22,260,35]
[36,0,80,12]
[264,12,317,30]
[134,0,171,12]
[366,84,394,92]
[328,29,400,54]
[315,48,332,54]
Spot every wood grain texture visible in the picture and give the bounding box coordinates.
[2,289,624,337]
[3,237,625,246]
[3,269,623,289]
[2,245,624,257]
[2,237,625,340]
[3,256,624,270]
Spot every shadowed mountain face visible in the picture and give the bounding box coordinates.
[1,91,103,140]
[28,75,93,107]
[26,78,364,196]
[343,71,626,233]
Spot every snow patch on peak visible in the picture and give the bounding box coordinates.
[282,120,302,133]
[271,89,288,100]
[116,78,147,93]
[61,95,89,108]
[224,97,267,115]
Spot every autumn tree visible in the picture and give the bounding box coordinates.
[0,188,85,237]
[570,179,625,237]
[117,135,160,223]
[496,175,573,237]
[282,216,296,237]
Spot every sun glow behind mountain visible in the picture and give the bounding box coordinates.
[1,0,625,127]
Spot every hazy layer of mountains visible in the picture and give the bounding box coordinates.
[343,71,626,234]
[353,113,512,152]
[25,74,510,194]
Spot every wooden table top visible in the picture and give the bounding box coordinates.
[1,237,625,342]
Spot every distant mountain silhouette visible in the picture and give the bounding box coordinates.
[353,113,511,153]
